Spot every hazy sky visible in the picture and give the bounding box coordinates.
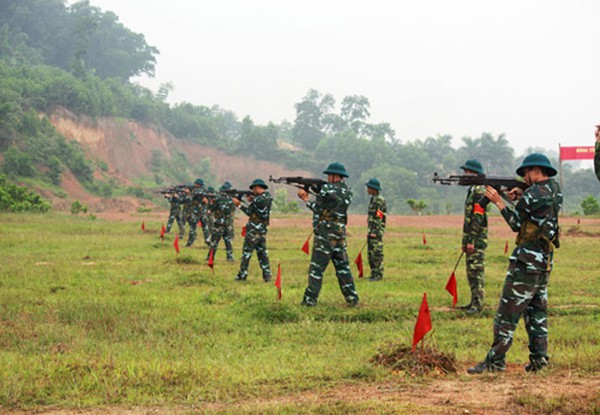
[87,0,600,156]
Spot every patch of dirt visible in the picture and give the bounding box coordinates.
[46,108,312,213]
[6,372,600,415]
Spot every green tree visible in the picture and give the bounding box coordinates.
[581,195,600,215]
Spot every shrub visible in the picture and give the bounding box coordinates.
[70,200,88,215]
[0,174,50,212]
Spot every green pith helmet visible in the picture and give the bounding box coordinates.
[460,159,484,175]
[249,178,268,189]
[323,162,349,178]
[219,181,232,191]
[365,177,382,191]
[207,186,215,193]
[516,153,557,177]
[194,178,205,186]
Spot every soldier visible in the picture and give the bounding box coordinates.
[297,162,359,307]
[594,124,600,181]
[222,181,236,257]
[468,153,562,374]
[232,179,273,282]
[164,188,185,239]
[365,178,386,281]
[459,159,488,315]
[207,182,235,261]
[185,178,207,247]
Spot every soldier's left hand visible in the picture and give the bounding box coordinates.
[484,186,501,204]
[466,243,475,254]
[297,189,309,202]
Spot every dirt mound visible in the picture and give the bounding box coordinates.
[371,342,458,375]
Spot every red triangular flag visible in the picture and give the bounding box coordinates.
[504,240,509,255]
[354,252,364,278]
[445,272,458,307]
[412,292,433,352]
[141,221,146,232]
[208,249,214,272]
[422,233,427,245]
[160,224,166,240]
[376,209,384,219]
[173,235,180,254]
[274,263,282,300]
[301,237,310,255]
[241,226,247,237]
[198,219,202,227]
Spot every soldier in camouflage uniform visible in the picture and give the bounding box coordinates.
[365,178,386,281]
[207,182,235,261]
[232,179,273,281]
[468,153,562,374]
[595,124,600,181]
[222,181,236,257]
[185,178,207,247]
[459,159,489,315]
[297,162,359,307]
[165,189,185,238]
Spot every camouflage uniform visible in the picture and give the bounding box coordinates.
[367,194,386,281]
[302,181,359,306]
[165,193,184,238]
[208,192,235,260]
[200,202,212,246]
[224,206,236,256]
[236,191,273,281]
[595,139,600,181]
[462,185,488,311]
[186,187,205,247]
[477,179,562,372]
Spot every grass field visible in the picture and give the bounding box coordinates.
[1,212,600,414]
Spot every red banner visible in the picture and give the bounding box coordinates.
[559,146,595,160]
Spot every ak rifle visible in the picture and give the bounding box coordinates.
[269,175,326,195]
[221,189,253,199]
[432,173,528,192]
[432,172,528,203]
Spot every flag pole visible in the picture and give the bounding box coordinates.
[452,251,465,275]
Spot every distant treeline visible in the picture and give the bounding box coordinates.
[0,1,598,214]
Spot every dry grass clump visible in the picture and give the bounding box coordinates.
[371,342,458,376]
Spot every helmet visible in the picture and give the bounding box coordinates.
[516,153,557,177]
[365,177,382,191]
[323,162,349,178]
[460,159,484,175]
[249,178,268,189]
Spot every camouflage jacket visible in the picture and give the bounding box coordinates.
[167,194,182,211]
[367,194,386,238]
[241,191,272,235]
[500,179,562,272]
[462,185,488,249]
[595,141,600,182]
[209,193,235,228]
[190,188,206,216]
[307,181,352,239]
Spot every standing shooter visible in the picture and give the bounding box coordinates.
[365,178,386,281]
[468,153,562,374]
[232,179,273,282]
[459,159,488,314]
[297,162,359,307]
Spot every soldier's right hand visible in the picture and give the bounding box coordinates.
[507,187,523,201]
